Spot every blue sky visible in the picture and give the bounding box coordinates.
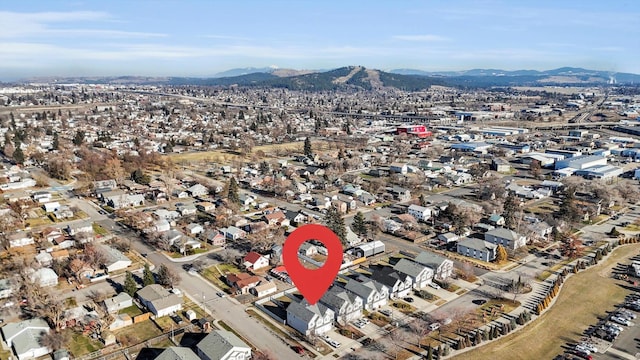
[0,0,638,79]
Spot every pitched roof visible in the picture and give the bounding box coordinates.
[196,330,250,360]
[485,227,521,241]
[287,299,333,322]
[2,318,50,354]
[243,251,265,264]
[320,286,358,311]
[458,238,498,252]
[393,258,431,278]
[155,347,200,360]
[344,278,387,299]
[414,252,449,269]
[137,284,182,311]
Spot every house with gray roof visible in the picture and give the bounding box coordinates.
[96,244,132,273]
[196,330,251,360]
[457,238,498,262]
[344,278,389,311]
[155,347,200,360]
[414,252,454,281]
[319,286,363,325]
[136,284,183,317]
[370,267,413,299]
[1,318,51,360]
[393,258,434,289]
[103,292,133,313]
[484,227,527,251]
[286,299,335,336]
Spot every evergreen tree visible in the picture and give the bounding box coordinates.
[495,245,508,263]
[143,263,155,286]
[72,130,85,146]
[351,211,367,237]
[124,271,138,297]
[52,132,59,150]
[304,137,312,157]
[226,177,240,204]
[419,194,428,207]
[325,206,347,246]
[259,161,270,174]
[164,142,173,153]
[12,144,24,164]
[503,191,520,229]
[426,346,433,360]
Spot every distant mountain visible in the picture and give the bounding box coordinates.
[212,67,279,78]
[16,66,640,89]
[389,67,640,84]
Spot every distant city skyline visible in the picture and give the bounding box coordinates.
[0,0,638,80]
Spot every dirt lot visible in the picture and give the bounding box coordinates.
[452,243,640,360]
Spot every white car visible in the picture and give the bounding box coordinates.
[579,342,598,353]
[610,316,631,326]
[574,345,591,355]
[428,323,441,331]
[429,282,441,290]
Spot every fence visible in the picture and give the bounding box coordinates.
[76,324,195,360]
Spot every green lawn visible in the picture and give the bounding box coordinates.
[68,330,104,356]
[114,319,162,345]
[92,222,109,235]
[453,243,640,360]
[119,304,143,317]
[201,263,242,292]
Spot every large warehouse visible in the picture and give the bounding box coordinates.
[554,155,608,170]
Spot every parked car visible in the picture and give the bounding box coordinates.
[291,345,305,355]
[380,309,392,317]
[428,323,441,331]
[610,316,631,326]
[429,282,441,290]
[578,342,598,353]
[574,345,591,355]
[216,292,225,297]
[404,297,414,303]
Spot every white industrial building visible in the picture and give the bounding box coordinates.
[554,155,608,170]
[575,165,624,180]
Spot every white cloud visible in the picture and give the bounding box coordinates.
[0,10,165,39]
[392,34,449,42]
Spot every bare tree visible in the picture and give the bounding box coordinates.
[39,330,70,351]
[408,318,429,349]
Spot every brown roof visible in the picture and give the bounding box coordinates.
[226,273,251,284]
[235,276,260,289]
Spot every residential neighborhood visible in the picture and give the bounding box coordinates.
[1,67,640,360]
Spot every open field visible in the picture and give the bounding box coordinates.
[168,140,332,164]
[452,243,640,360]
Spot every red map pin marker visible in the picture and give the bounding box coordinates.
[283,224,343,305]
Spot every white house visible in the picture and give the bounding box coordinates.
[196,330,251,360]
[136,284,183,317]
[243,252,269,271]
[97,244,132,273]
[407,204,432,222]
[1,318,51,360]
[42,202,61,213]
[7,232,34,248]
[186,223,204,235]
[249,282,277,298]
[30,268,58,287]
[103,292,133,313]
[286,299,335,336]
[484,227,527,251]
[344,278,389,311]
[187,184,208,197]
[370,268,413,299]
[414,252,454,281]
[393,258,434,289]
[319,286,363,325]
